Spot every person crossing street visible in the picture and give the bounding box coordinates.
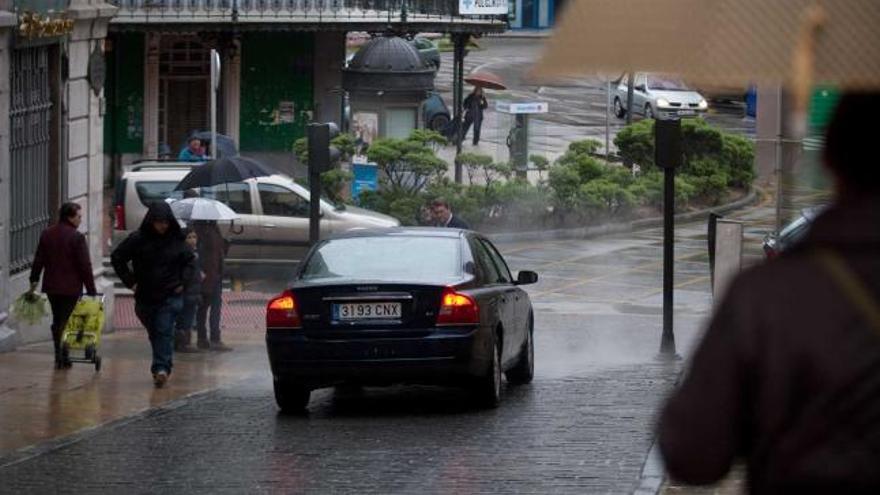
[111,202,197,388]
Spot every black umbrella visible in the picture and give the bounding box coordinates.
[190,131,238,158]
[174,156,277,191]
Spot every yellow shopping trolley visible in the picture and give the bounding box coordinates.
[59,294,105,371]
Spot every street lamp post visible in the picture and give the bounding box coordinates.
[654,117,682,358]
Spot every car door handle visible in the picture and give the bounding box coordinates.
[263,224,277,229]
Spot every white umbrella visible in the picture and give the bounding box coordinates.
[169,198,239,222]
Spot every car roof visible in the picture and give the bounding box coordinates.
[325,227,469,241]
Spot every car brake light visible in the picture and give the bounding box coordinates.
[114,205,125,230]
[436,288,479,326]
[266,291,302,329]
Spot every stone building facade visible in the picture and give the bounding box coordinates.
[0,0,116,350]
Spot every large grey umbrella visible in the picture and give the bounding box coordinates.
[174,156,277,191]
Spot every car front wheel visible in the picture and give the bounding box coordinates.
[613,98,626,118]
[274,377,310,414]
[644,104,655,120]
[429,114,450,132]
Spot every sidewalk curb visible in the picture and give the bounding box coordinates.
[488,188,758,244]
[0,385,222,470]
[487,29,552,39]
[633,439,667,495]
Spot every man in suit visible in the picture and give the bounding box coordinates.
[431,198,470,230]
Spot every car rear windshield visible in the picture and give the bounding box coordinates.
[301,237,462,283]
[135,181,183,205]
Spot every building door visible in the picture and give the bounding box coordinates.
[159,37,210,156]
[9,45,59,274]
[162,78,209,154]
[521,0,537,28]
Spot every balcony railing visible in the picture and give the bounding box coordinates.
[109,0,506,27]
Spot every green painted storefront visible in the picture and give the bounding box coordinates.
[104,33,145,155]
[103,32,314,157]
[239,32,314,152]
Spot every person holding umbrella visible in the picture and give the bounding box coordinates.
[459,71,506,147]
[111,201,196,388]
[461,86,488,146]
[179,137,207,162]
[168,196,239,352]
[194,220,232,352]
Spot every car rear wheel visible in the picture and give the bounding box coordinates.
[274,377,310,414]
[472,332,502,408]
[506,316,534,385]
[644,104,655,120]
[429,114,450,132]
[613,98,626,118]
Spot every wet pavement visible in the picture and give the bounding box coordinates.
[433,37,755,168]
[0,200,787,493]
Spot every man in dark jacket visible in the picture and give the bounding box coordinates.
[658,93,880,493]
[30,202,97,368]
[431,198,470,230]
[111,202,196,387]
[193,220,232,352]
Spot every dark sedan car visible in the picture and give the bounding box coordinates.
[266,228,538,412]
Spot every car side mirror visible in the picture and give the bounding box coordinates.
[635,84,646,92]
[515,270,538,285]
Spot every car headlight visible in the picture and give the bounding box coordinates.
[656,98,671,108]
[698,99,708,109]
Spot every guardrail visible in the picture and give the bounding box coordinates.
[109,0,506,26]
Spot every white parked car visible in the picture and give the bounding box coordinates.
[613,73,708,120]
[113,162,399,266]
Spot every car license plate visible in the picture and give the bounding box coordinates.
[679,109,696,116]
[334,302,401,320]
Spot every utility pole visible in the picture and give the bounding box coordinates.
[625,71,635,126]
[654,117,682,359]
[605,79,611,160]
[453,33,468,183]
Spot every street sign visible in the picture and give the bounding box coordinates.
[211,49,221,91]
[459,0,508,15]
[495,101,548,114]
[351,162,378,202]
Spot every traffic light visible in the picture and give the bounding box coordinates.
[307,122,340,244]
[307,122,340,173]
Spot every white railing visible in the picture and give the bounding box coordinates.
[109,0,506,25]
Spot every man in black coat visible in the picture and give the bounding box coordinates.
[431,198,470,230]
[30,202,97,368]
[111,201,196,388]
[658,94,880,493]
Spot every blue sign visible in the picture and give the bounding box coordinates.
[351,162,378,202]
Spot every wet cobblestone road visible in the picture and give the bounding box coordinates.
[1,202,783,494]
[1,362,680,494]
